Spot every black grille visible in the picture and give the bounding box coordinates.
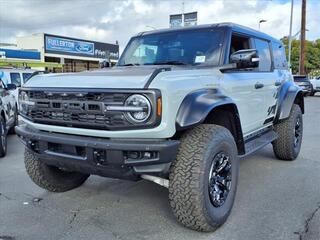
[28,91,128,103]
[22,90,132,130]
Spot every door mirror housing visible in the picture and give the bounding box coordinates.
[6,83,17,90]
[100,60,110,68]
[230,49,259,69]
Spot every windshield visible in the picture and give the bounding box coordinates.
[294,76,308,82]
[22,73,33,82]
[118,28,223,66]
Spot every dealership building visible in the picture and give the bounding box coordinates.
[2,33,119,72]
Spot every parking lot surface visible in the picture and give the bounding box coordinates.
[0,96,319,240]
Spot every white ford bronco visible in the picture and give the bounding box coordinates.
[16,23,304,232]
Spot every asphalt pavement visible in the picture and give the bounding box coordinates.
[0,96,319,240]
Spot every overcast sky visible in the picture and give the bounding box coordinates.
[0,0,319,52]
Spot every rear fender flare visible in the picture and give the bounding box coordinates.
[275,81,304,122]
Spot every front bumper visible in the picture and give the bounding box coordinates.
[298,85,312,93]
[16,125,180,180]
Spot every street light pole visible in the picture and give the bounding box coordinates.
[258,19,267,30]
[288,0,294,70]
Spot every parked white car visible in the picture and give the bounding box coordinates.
[0,68,36,101]
[310,76,320,96]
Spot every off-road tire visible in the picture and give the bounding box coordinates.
[169,124,239,232]
[273,104,303,160]
[0,115,7,157]
[25,148,90,192]
[310,90,315,96]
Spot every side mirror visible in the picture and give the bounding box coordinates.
[100,60,110,68]
[230,49,259,69]
[6,83,17,90]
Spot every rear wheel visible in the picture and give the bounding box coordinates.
[273,104,303,160]
[25,148,90,192]
[0,115,7,157]
[169,124,239,232]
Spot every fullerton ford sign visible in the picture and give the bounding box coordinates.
[44,34,119,60]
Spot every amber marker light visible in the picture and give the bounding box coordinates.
[157,97,162,117]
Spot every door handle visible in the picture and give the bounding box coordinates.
[275,81,281,86]
[255,82,264,89]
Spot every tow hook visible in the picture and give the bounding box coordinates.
[140,174,169,188]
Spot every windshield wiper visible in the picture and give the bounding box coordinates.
[121,63,140,66]
[152,60,188,66]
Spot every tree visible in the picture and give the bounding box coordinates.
[281,37,320,76]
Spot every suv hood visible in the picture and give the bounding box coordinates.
[24,66,167,89]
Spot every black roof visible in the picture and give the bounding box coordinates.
[137,22,281,44]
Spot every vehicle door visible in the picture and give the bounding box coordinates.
[316,77,320,90]
[9,72,21,101]
[251,38,278,124]
[0,80,14,122]
[220,33,268,135]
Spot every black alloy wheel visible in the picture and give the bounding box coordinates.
[208,152,232,208]
[294,116,302,149]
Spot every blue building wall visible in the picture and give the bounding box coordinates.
[0,48,41,60]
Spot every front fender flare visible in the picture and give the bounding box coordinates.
[176,89,236,130]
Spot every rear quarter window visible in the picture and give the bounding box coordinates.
[254,38,272,72]
[272,42,288,70]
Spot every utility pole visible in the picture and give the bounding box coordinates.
[299,0,306,75]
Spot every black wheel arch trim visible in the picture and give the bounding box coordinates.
[274,81,304,123]
[175,88,245,154]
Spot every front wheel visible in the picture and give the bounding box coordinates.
[169,124,239,232]
[25,149,90,192]
[273,104,303,160]
[0,115,7,157]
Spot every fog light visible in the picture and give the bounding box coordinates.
[128,151,141,159]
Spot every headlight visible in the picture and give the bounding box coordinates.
[124,94,151,123]
[19,91,34,112]
[19,91,29,101]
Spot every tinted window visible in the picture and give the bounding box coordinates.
[118,29,223,66]
[272,42,288,69]
[254,39,272,71]
[294,76,308,82]
[230,34,251,56]
[22,73,33,82]
[10,72,22,86]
